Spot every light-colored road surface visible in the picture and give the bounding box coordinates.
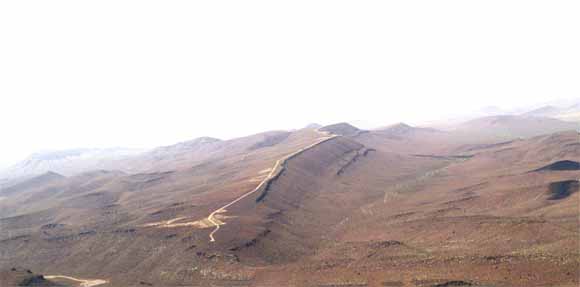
[44,275,108,287]
[207,132,337,242]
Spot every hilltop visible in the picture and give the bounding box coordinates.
[0,117,578,286]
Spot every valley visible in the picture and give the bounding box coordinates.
[0,118,578,287]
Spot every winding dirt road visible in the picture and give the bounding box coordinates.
[207,131,337,242]
[44,275,108,287]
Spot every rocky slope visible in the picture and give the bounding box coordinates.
[0,120,578,287]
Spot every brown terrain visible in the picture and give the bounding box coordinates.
[0,116,579,287]
[0,268,65,286]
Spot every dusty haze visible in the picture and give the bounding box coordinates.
[1,1,579,168]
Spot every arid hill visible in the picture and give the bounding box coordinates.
[523,103,580,122]
[0,268,65,287]
[452,115,578,140]
[523,105,562,117]
[0,148,143,181]
[0,118,578,287]
[319,122,365,137]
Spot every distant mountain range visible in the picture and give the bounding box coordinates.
[422,99,580,128]
[1,118,578,286]
[1,111,578,185]
[0,147,144,184]
[522,103,580,122]
[451,114,579,140]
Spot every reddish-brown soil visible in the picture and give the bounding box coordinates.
[0,123,578,287]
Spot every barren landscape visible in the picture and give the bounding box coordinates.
[0,114,578,287]
[2,0,579,285]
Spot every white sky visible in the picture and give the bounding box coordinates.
[1,1,579,168]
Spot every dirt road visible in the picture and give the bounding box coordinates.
[207,131,337,242]
[44,275,108,287]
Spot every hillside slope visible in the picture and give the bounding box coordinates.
[0,123,578,287]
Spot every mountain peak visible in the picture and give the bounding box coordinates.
[304,123,322,129]
[523,105,560,117]
[319,122,362,136]
[388,122,412,129]
[41,171,65,178]
[155,137,221,151]
[379,122,414,134]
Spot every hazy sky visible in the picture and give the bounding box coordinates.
[1,1,579,168]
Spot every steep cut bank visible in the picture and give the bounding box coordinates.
[253,135,341,203]
[204,132,338,242]
[227,136,366,263]
[548,180,579,200]
[534,160,580,172]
